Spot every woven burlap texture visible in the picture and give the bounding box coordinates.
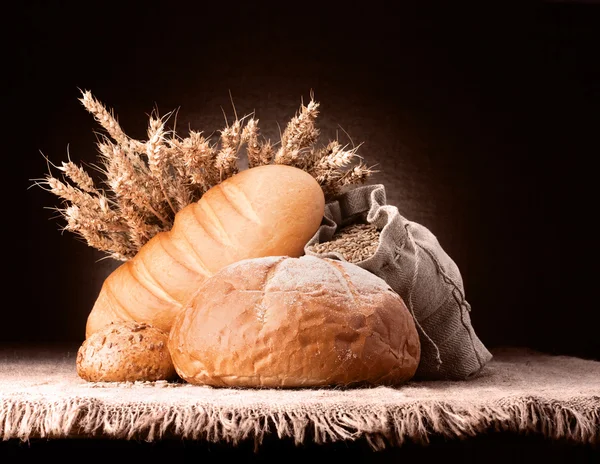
[305,184,492,380]
[1,347,598,450]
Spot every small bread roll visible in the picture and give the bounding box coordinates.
[77,322,177,382]
[168,256,421,387]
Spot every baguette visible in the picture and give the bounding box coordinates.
[86,165,325,337]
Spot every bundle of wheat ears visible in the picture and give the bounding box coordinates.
[39,90,374,261]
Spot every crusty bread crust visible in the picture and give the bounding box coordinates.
[168,256,421,388]
[77,322,177,382]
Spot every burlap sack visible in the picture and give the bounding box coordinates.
[304,184,492,380]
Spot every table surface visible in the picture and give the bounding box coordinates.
[1,345,598,452]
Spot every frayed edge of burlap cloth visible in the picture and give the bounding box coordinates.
[1,347,599,450]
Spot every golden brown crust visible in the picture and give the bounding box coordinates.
[168,256,421,388]
[77,322,177,382]
[85,165,325,338]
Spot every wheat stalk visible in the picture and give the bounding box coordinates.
[97,140,170,228]
[58,161,96,193]
[145,113,193,215]
[274,99,320,165]
[242,118,274,168]
[79,90,145,154]
[215,120,243,181]
[169,131,218,191]
[40,90,374,261]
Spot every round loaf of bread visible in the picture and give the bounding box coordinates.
[77,322,177,382]
[168,256,421,387]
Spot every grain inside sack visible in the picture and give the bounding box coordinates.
[308,223,380,263]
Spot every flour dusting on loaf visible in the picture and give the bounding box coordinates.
[168,256,421,388]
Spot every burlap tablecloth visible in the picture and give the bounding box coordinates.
[1,346,598,450]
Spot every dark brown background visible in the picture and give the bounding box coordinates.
[10,2,599,361]
[5,1,600,462]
